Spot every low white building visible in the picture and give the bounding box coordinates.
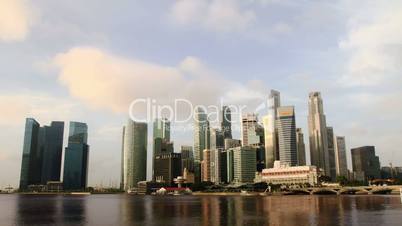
[261,161,319,186]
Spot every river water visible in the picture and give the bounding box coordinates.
[0,194,401,225]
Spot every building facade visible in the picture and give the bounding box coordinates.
[351,146,381,181]
[201,149,211,182]
[123,119,148,190]
[224,138,241,149]
[241,114,263,146]
[263,90,281,168]
[308,92,330,176]
[334,136,348,177]
[326,127,336,181]
[154,153,182,186]
[233,146,257,184]
[276,106,297,166]
[296,128,306,166]
[261,161,319,186]
[221,106,232,139]
[63,122,89,191]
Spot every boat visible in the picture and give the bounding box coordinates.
[70,192,91,195]
[240,190,252,196]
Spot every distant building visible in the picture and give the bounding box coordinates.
[153,118,170,141]
[210,149,222,184]
[381,166,402,180]
[120,126,125,190]
[180,145,194,174]
[221,106,232,139]
[19,119,65,190]
[263,90,281,168]
[63,122,89,191]
[220,150,228,183]
[201,149,211,182]
[194,107,210,183]
[224,138,241,149]
[154,153,182,186]
[226,149,235,183]
[276,106,297,166]
[334,136,348,177]
[241,114,264,146]
[123,119,147,190]
[296,128,306,166]
[210,128,224,150]
[261,161,319,186]
[351,146,381,182]
[308,92,330,176]
[326,127,336,181]
[233,146,256,184]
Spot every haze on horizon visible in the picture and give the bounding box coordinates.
[1,0,402,188]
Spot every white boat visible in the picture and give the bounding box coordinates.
[240,190,252,196]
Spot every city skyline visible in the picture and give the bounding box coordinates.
[1,0,402,188]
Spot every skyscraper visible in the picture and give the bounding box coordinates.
[263,90,281,168]
[221,106,232,139]
[153,118,170,141]
[63,122,89,191]
[19,119,65,190]
[19,118,41,190]
[210,128,224,150]
[233,146,257,183]
[154,153,182,186]
[40,121,64,184]
[201,149,212,182]
[181,145,194,174]
[241,114,263,146]
[296,128,306,166]
[334,136,348,177]
[210,149,221,184]
[123,119,147,190]
[224,138,241,149]
[308,92,330,176]
[194,107,210,162]
[276,106,297,166]
[120,126,125,190]
[351,146,381,181]
[326,127,336,181]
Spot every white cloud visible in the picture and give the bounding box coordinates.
[169,0,256,32]
[339,1,402,86]
[53,47,266,115]
[0,0,35,42]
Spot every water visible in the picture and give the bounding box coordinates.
[0,194,401,226]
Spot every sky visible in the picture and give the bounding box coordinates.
[1,0,402,188]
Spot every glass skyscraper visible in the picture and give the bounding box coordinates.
[221,106,232,139]
[123,119,148,190]
[263,90,281,168]
[276,106,297,166]
[63,122,89,191]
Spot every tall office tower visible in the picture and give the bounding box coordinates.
[276,106,297,166]
[210,128,224,150]
[334,136,348,177]
[351,146,381,181]
[221,106,232,139]
[210,149,221,184]
[308,92,330,176]
[263,90,281,168]
[120,126,125,190]
[201,149,212,182]
[326,127,336,181]
[296,128,306,166]
[123,119,147,190]
[181,146,194,174]
[153,118,170,141]
[256,146,266,172]
[241,113,264,146]
[220,150,228,183]
[40,121,64,184]
[19,118,41,190]
[233,146,257,183]
[63,122,89,191]
[154,153,182,186]
[19,118,65,190]
[194,107,210,162]
[226,148,235,183]
[224,138,241,149]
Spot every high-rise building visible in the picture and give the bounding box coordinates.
[180,145,194,174]
[263,90,281,168]
[276,106,297,166]
[210,149,221,184]
[210,128,224,150]
[63,122,89,191]
[334,136,348,177]
[19,119,65,190]
[153,118,170,141]
[194,107,210,162]
[296,128,306,166]
[154,153,182,186]
[351,146,381,181]
[224,138,241,149]
[221,106,232,139]
[233,146,257,184]
[19,118,41,190]
[241,114,264,146]
[326,127,336,181]
[201,149,211,182]
[40,121,64,184]
[123,119,148,190]
[120,126,125,190]
[226,149,235,183]
[308,92,330,176]
[220,150,228,183]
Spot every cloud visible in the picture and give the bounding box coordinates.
[0,0,35,42]
[339,1,402,86]
[53,47,267,115]
[169,0,256,32]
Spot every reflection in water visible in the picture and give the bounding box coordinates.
[7,194,402,226]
